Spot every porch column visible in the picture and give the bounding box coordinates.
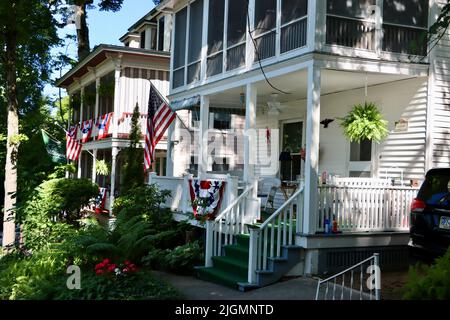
[112,59,122,139]
[94,77,100,121]
[91,149,97,183]
[77,86,85,179]
[198,95,210,179]
[109,147,119,214]
[303,64,321,235]
[166,121,175,177]
[244,83,257,184]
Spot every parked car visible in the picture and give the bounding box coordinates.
[410,168,450,257]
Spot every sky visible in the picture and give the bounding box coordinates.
[44,0,155,99]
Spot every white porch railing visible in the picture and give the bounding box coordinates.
[317,184,419,233]
[148,173,239,214]
[315,253,381,300]
[204,182,260,267]
[247,185,304,284]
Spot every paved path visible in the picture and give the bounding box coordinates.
[153,271,319,300]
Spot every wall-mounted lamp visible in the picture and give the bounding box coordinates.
[320,118,335,128]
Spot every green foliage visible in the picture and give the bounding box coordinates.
[17,178,99,251]
[95,159,110,176]
[143,241,204,275]
[52,268,182,300]
[403,249,450,300]
[339,102,389,143]
[0,248,70,300]
[121,103,144,193]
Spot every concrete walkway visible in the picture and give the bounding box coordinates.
[153,271,319,300]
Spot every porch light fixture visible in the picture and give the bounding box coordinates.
[267,93,281,116]
[320,118,335,128]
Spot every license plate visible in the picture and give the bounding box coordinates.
[439,216,450,230]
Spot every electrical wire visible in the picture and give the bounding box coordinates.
[245,0,291,95]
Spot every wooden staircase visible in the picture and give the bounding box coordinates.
[196,186,305,291]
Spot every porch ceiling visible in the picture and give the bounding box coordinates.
[209,69,417,108]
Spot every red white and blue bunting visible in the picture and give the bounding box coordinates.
[189,179,226,218]
[81,119,93,143]
[96,112,113,140]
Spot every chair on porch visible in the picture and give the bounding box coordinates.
[257,177,281,220]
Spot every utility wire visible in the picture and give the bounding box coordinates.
[245,0,291,95]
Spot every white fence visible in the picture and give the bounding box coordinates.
[148,173,238,215]
[317,184,419,232]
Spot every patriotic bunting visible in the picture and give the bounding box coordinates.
[81,119,93,143]
[96,112,113,140]
[189,179,226,219]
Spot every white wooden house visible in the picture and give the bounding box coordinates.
[56,8,173,212]
[145,0,450,290]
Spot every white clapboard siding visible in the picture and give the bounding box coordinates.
[431,0,450,169]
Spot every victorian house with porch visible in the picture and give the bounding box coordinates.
[146,0,450,290]
[56,7,172,212]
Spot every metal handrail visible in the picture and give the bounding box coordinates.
[315,253,381,300]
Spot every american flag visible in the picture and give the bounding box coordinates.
[144,83,176,170]
[66,125,82,161]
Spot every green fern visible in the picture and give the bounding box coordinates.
[339,102,389,143]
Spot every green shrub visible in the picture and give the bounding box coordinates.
[51,268,182,300]
[403,248,450,300]
[0,247,70,300]
[143,241,204,275]
[17,178,99,251]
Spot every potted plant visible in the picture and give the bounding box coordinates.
[339,102,389,143]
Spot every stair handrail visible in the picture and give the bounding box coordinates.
[315,253,381,300]
[247,184,304,284]
[204,183,257,267]
[214,184,255,222]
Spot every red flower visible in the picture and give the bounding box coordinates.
[95,263,104,270]
[107,264,117,272]
[102,258,110,265]
[96,269,104,275]
[123,267,129,273]
[124,260,131,266]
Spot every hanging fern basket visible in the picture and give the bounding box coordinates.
[339,102,389,143]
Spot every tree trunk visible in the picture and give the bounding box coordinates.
[76,3,90,61]
[2,1,19,251]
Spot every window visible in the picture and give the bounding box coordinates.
[158,17,165,51]
[188,0,203,84]
[254,0,277,60]
[213,112,231,130]
[280,0,308,53]
[151,27,157,50]
[173,7,188,88]
[207,0,225,77]
[350,139,372,162]
[281,0,308,25]
[326,0,376,19]
[382,0,428,55]
[140,30,146,49]
[383,0,428,28]
[226,0,247,71]
[349,139,372,177]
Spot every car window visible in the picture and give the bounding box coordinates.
[418,173,450,206]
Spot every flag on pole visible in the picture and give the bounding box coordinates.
[144,83,176,170]
[81,119,93,143]
[41,129,66,164]
[96,112,113,140]
[66,125,82,161]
